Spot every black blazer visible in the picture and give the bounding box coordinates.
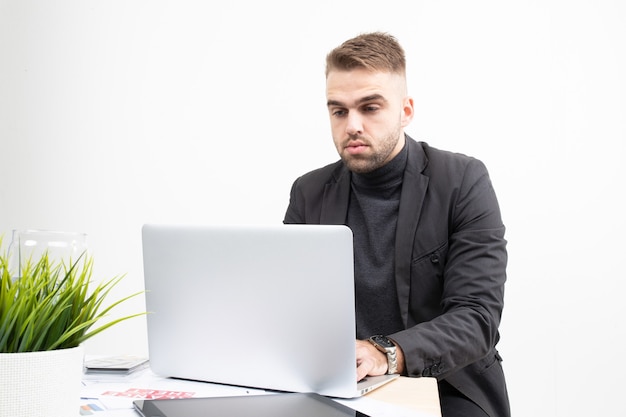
[284,136,510,417]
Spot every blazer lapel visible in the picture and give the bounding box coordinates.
[395,138,429,325]
[320,167,351,225]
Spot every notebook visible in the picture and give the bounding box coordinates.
[141,223,398,399]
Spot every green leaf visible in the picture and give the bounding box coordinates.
[0,236,146,352]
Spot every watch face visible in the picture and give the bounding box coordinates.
[371,335,394,348]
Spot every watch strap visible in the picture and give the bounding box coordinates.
[385,346,398,374]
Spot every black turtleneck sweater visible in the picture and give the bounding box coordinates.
[348,142,407,339]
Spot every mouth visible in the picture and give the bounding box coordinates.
[344,140,368,155]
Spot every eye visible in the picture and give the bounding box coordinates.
[362,104,380,113]
[331,108,347,117]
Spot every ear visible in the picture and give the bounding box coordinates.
[401,96,415,127]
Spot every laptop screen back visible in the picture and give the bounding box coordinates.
[142,224,359,398]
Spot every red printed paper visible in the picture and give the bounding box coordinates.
[101,388,195,399]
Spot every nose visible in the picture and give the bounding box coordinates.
[345,112,363,136]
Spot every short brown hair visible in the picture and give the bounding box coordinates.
[325,32,406,77]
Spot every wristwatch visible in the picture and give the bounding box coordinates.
[368,335,398,374]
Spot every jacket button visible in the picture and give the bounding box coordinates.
[430,253,439,264]
[431,364,440,375]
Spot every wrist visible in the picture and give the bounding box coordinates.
[368,335,398,374]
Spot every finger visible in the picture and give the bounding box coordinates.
[356,358,372,381]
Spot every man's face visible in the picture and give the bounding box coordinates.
[326,69,414,174]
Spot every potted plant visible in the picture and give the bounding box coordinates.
[0,234,145,417]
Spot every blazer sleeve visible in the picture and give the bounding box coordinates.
[390,154,507,381]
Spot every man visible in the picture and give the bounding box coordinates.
[283,32,510,417]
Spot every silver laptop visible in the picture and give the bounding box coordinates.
[141,223,398,399]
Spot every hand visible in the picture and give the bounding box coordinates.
[355,339,389,381]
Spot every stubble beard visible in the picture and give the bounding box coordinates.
[340,125,403,174]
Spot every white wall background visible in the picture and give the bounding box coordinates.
[1,1,624,415]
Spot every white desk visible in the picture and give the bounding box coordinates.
[81,368,441,417]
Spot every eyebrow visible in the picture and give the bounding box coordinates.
[327,94,387,108]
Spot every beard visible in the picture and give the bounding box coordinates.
[339,125,403,174]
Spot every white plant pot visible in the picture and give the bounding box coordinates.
[0,345,84,417]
